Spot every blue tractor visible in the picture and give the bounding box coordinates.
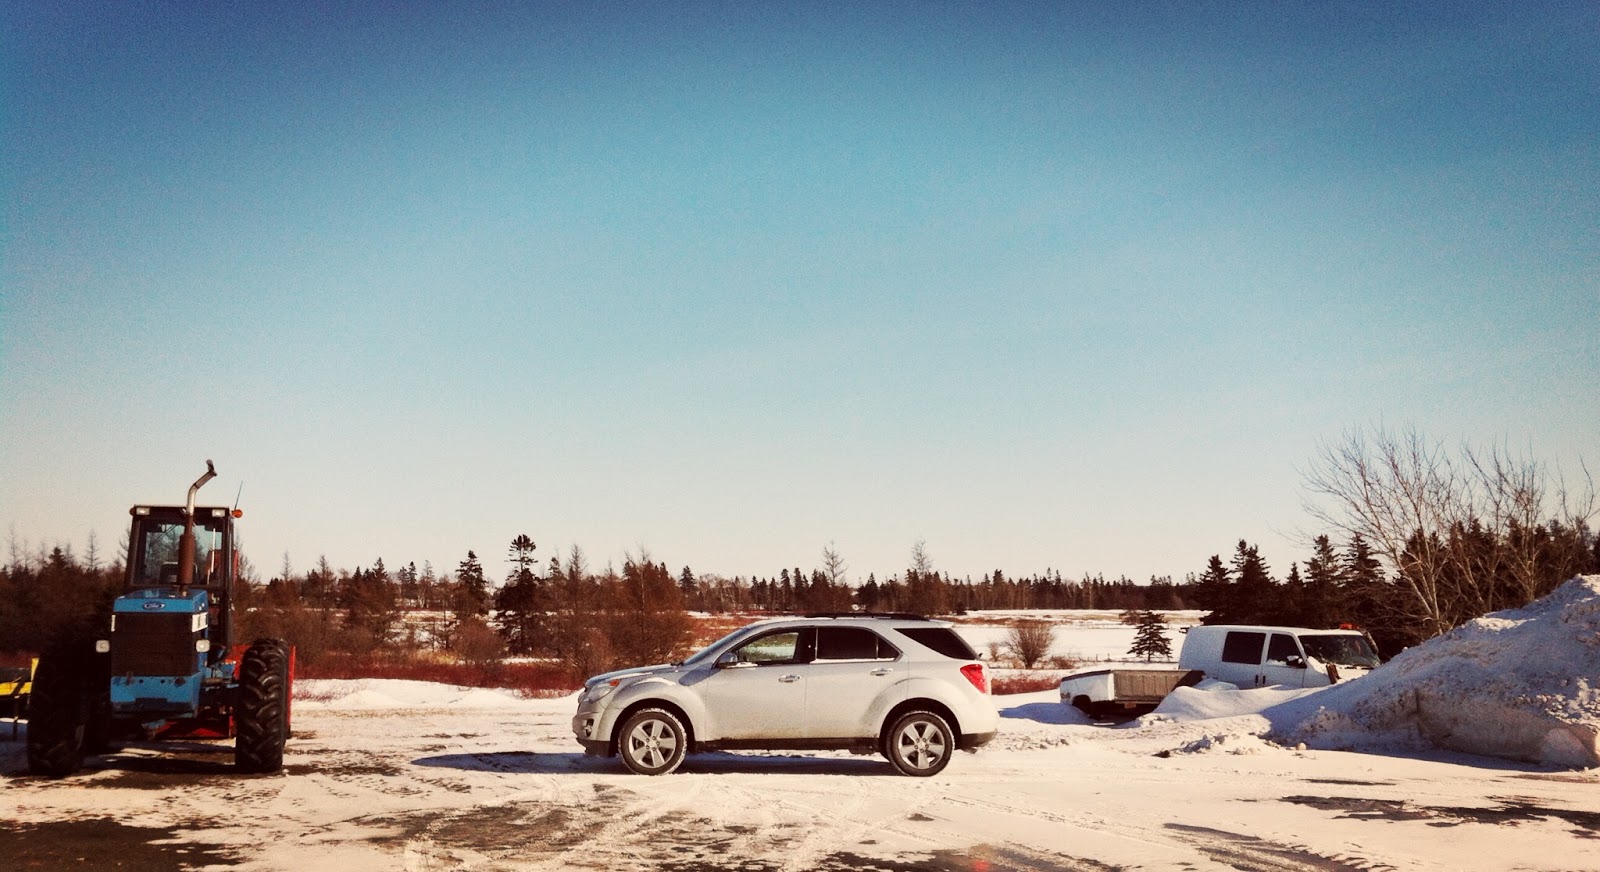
[27,461,292,776]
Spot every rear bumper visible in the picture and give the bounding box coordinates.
[959,730,996,751]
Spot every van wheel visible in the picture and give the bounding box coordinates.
[617,708,687,775]
[884,710,953,777]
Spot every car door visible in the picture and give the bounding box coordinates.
[1259,632,1310,688]
[1217,630,1267,687]
[804,627,908,739]
[695,628,811,740]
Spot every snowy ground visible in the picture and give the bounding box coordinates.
[4,586,1597,871]
[1,680,1595,871]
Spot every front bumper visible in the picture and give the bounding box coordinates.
[573,708,613,756]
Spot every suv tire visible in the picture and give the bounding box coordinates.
[618,708,688,775]
[884,710,953,777]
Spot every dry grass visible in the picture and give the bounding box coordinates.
[990,674,1064,696]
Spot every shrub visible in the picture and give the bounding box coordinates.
[1004,621,1055,669]
[991,674,1063,695]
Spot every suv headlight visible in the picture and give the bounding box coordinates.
[583,680,620,704]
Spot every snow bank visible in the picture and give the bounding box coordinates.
[1270,575,1600,768]
[1154,684,1313,721]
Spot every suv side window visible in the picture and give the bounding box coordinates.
[894,627,977,660]
[733,631,805,664]
[1220,631,1266,665]
[816,627,899,661]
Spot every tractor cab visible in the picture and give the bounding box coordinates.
[121,504,241,667]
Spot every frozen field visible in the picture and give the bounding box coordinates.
[2,680,1597,871]
[4,584,1596,871]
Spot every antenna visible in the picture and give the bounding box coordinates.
[233,481,244,512]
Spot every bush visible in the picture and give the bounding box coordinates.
[991,674,1063,695]
[1004,621,1055,669]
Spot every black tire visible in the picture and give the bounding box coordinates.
[617,708,688,775]
[235,639,290,773]
[1071,695,1094,715]
[883,710,954,777]
[26,647,92,777]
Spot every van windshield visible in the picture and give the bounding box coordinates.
[1300,634,1380,668]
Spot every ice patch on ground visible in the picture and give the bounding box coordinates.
[1267,575,1600,768]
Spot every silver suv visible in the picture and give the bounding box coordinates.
[572,614,998,776]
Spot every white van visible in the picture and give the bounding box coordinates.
[1177,625,1381,689]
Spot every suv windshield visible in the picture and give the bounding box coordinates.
[1300,634,1381,668]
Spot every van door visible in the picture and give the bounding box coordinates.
[1259,632,1311,687]
[1217,631,1267,687]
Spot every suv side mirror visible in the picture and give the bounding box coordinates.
[715,652,753,669]
[1286,655,1306,669]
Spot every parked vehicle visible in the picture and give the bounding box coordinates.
[1059,666,1203,717]
[1177,625,1381,689]
[573,614,998,776]
[26,461,292,777]
[1060,624,1381,715]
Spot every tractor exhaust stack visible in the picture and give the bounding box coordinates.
[176,460,217,589]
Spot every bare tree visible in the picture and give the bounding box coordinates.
[1004,621,1054,669]
[1302,424,1595,642]
[822,541,848,587]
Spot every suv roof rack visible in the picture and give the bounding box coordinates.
[800,611,934,621]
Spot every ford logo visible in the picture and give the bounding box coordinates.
[142,602,166,611]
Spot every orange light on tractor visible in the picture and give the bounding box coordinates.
[232,509,244,519]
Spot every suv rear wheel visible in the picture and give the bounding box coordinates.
[883,710,953,777]
[618,708,688,775]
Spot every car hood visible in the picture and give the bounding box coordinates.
[583,662,679,689]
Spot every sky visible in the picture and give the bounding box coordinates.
[2,2,1596,587]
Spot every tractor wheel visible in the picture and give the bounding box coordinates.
[26,646,92,777]
[235,639,290,774]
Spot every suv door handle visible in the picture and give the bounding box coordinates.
[779,674,801,683]
[870,668,892,676]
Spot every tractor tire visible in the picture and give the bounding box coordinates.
[235,638,290,774]
[26,646,92,777]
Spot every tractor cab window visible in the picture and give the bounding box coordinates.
[131,517,227,588]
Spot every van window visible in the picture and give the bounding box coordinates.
[1301,633,1381,668]
[1220,631,1266,664]
[1265,633,1302,666]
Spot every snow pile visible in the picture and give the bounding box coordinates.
[1154,684,1313,721]
[1270,575,1600,768]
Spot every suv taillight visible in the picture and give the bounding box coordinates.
[960,663,988,694]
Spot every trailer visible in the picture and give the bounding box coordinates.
[1059,667,1205,718]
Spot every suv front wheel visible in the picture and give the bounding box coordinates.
[883,710,953,777]
[618,708,688,775]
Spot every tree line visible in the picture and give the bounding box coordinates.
[3,426,1593,671]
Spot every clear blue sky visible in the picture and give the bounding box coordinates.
[3,2,1596,586]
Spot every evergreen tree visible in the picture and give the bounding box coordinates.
[679,566,698,609]
[1194,555,1233,624]
[1303,535,1345,627]
[1231,541,1276,623]
[1128,610,1172,662]
[454,550,489,618]
[859,573,880,611]
[495,535,544,655]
